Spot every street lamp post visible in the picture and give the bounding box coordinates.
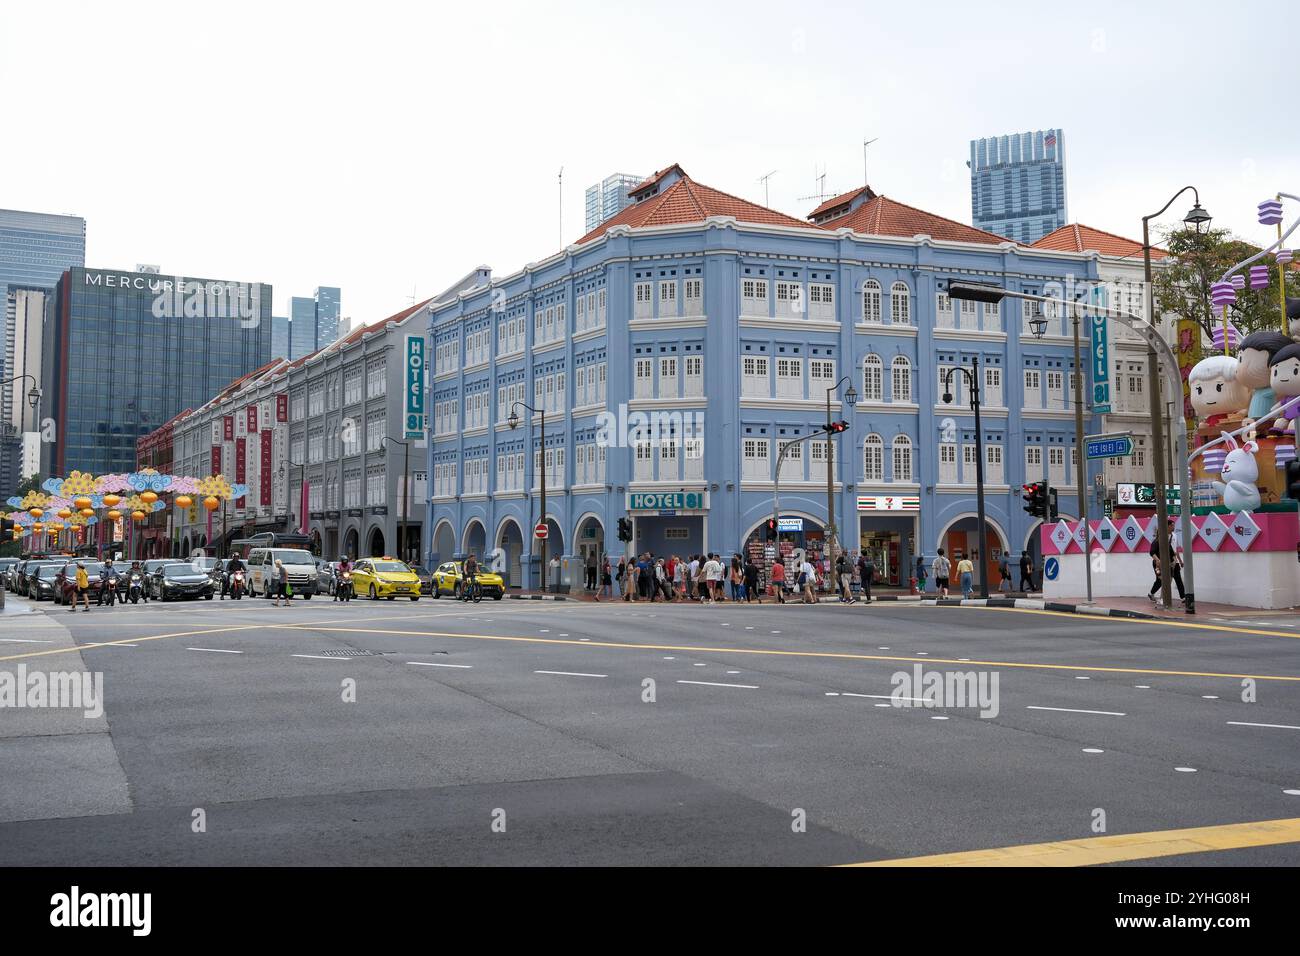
[942,356,989,599]
[824,377,858,559]
[1070,295,1094,605]
[381,436,411,564]
[950,279,1198,614]
[1142,188,1210,611]
[508,402,546,592]
[279,459,306,539]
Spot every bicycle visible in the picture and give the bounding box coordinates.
[459,577,483,603]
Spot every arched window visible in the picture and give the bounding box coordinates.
[892,435,914,482]
[862,354,883,402]
[863,434,884,482]
[890,356,912,404]
[862,279,882,324]
[891,282,911,325]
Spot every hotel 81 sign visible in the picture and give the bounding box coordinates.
[404,335,426,439]
[1090,293,1111,415]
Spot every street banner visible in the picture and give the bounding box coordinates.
[1176,318,1202,436]
[260,430,273,506]
[235,438,246,506]
[211,445,221,478]
[247,404,258,433]
[276,393,288,423]
[300,481,310,535]
[223,415,234,441]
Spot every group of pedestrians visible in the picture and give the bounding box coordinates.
[923,549,1039,599]
[614,553,766,604]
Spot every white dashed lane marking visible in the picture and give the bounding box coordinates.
[677,680,759,689]
[534,670,606,679]
[186,647,243,654]
[291,654,347,662]
[1227,721,1300,731]
[1026,705,1126,717]
[407,661,473,669]
[0,639,54,644]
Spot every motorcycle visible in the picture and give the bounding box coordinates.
[336,569,353,602]
[229,569,245,600]
[100,572,119,607]
[127,572,143,605]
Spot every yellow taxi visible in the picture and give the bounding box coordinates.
[351,557,422,601]
[431,560,505,600]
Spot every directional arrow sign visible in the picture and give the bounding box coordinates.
[1085,432,1134,460]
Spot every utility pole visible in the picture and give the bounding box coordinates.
[1072,299,1093,604]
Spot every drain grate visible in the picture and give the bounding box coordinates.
[317,649,391,658]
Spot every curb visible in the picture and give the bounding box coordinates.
[918,597,1153,619]
[507,593,569,602]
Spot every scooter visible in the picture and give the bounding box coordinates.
[336,570,353,602]
[127,572,143,605]
[100,573,119,607]
[229,569,245,600]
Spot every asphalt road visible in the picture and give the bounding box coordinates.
[1,590,1298,866]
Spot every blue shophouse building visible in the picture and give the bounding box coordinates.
[424,165,1103,590]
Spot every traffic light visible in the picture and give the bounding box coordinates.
[1286,459,1300,502]
[617,517,633,542]
[764,518,778,541]
[826,420,850,434]
[1021,482,1045,518]
[1047,487,1059,522]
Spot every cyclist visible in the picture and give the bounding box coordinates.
[462,553,479,600]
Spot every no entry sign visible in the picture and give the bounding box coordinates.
[534,523,548,539]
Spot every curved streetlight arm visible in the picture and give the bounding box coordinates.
[1142,185,1201,228]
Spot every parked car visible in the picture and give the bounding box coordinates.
[148,563,216,601]
[0,557,19,587]
[18,560,63,597]
[431,561,505,600]
[351,558,422,601]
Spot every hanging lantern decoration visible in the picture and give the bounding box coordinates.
[132,510,146,522]
[58,508,72,520]
[1211,281,1236,308]
[107,509,121,521]
[80,507,94,518]
[28,507,43,519]
[174,495,193,510]
[1259,199,1284,226]
[203,496,220,512]
[1277,249,1294,266]
[32,522,43,533]
[74,497,91,511]
[1230,274,1246,292]
[102,494,121,508]
[1249,265,1270,290]
[141,491,158,505]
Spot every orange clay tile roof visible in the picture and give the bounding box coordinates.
[814,195,1012,245]
[577,167,808,244]
[1032,223,1167,260]
[806,186,876,221]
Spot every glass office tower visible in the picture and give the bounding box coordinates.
[47,267,273,474]
[969,129,1067,244]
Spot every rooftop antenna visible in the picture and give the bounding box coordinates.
[758,169,779,207]
[558,166,564,247]
[862,136,879,185]
[796,165,836,206]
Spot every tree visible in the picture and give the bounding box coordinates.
[12,472,46,499]
[1152,227,1294,342]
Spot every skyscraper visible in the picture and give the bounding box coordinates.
[285,287,342,360]
[584,173,643,233]
[969,129,1067,244]
[0,209,85,488]
[271,314,290,360]
[315,286,340,346]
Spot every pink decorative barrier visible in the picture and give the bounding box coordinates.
[1040,511,1300,556]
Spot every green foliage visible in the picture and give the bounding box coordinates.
[1152,227,1293,340]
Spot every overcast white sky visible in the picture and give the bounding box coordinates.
[2,1,1291,324]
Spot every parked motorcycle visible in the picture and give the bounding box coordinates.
[229,569,246,600]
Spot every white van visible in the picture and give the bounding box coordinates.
[246,548,320,599]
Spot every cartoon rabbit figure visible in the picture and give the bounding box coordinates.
[1211,433,1262,514]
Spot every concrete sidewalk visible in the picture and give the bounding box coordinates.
[1049,594,1300,619]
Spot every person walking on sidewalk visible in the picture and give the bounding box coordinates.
[998,551,1012,594]
[956,553,974,599]
[1018,551,1035,593]
[857,550,875,604]
[272,559,290,607]
[915,555,928,595]
[770,558,786,603]
[743,557,761,603]
[800,556,817,604]
[932,549,951,598]
[70,562,91,612]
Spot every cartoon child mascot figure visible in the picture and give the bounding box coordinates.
[1236,331,1295,426]
[1188,355,1251,431]
[1266,342,1300,437]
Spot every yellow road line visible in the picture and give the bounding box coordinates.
[843,816,1300,867]
[951,604,1300,640]
[271,624,1300,683]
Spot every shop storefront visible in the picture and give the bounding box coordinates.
[626,491,708,556]
[857,495,919,588]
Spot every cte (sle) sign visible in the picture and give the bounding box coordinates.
[404,335,426,439]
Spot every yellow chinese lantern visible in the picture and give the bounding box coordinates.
[58,508,72,519]
[107,510,121,521]
[32,522,44,532]
[174,495,193,510]
[74,497,91,511]
[203,496,220,512]
[28,507,43,519]
[102,494,121,508]
[141,491,158,504]
[80,508,94,518]
[132,510,146,522]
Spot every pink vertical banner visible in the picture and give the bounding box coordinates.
[300,481,310,535]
